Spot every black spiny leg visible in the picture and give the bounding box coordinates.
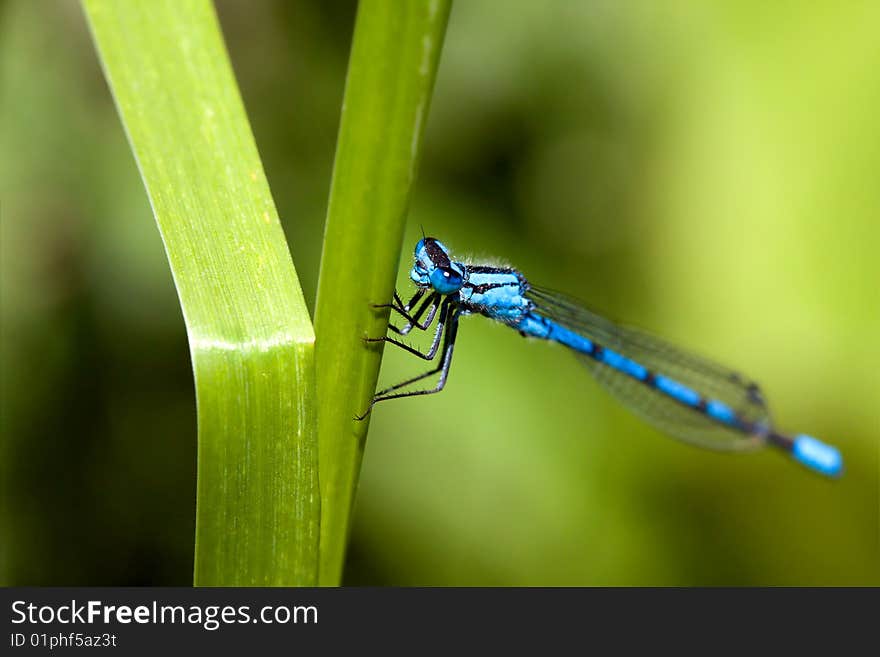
[373,289,440,334]
[396,288,424,312]
[365,297,449,360]
[373,288,422,318]
[388,292,440,335]
[356,305,461,420]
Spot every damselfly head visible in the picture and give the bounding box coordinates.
[411,237,465,295]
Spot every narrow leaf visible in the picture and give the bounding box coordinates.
[314,0,452,585]
[83,0,319,585]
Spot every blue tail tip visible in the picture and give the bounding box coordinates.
[792,435,843,477]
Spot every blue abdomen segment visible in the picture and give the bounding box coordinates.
[517,313,743,428]
[654,375,701,407]
[599,348,647,380]
[515,312,843,477]
[792,435,843,477]
[517,314,593,351]
[705,399,737,426]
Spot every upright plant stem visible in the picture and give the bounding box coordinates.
[314,0,452,585]
[83,0,319,585]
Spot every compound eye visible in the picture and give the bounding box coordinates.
[430,267,463,294]
[443,269,462,286]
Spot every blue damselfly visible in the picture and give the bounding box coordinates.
[363,237,842,477]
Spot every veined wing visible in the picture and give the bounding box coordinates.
[526,285,771,451]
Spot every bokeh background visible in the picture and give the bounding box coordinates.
[2,0,878,585]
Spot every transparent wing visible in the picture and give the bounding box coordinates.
[526,285,771,451]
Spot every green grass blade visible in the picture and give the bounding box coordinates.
[82,0,319,586]
[314,0,452,585]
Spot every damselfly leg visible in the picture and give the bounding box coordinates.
[364,297,450,360]
[388,292,440,335]
[373,289,440,334]
[356,304,461,420]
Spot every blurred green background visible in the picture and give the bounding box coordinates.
[1,0,878,585]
